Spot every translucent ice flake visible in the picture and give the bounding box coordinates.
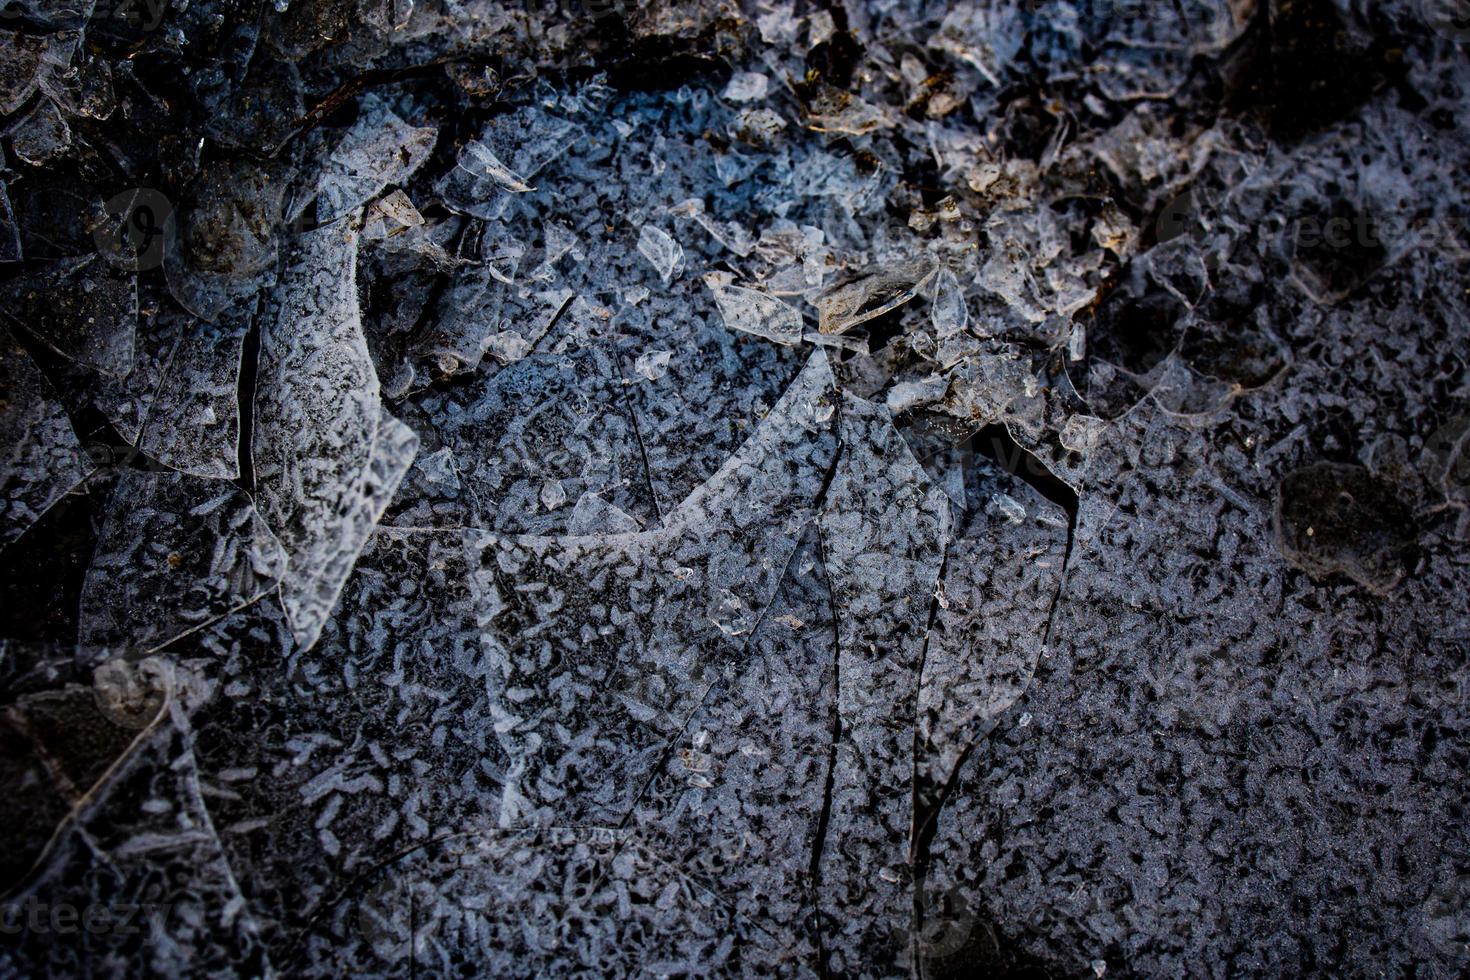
[79,471,287,651]
[360,189,424,241]
[1,253,137,377]
[138,310,250,480]
[9,97,71,166]
[721,71,769,103]
[885,375,950,415]
[634,349,673,381]
[438,107,583,219]
[816,259,937,334]
[671,198,757,257]
[930,3,1025,87]
[0,326,92,548]
[637,224,685,284]
[802,84,890,136]
[703,271,804,345]
[313,98,436,225]
[252,223,417,649]
[929,266,969,338]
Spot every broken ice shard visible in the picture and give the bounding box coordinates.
[704,271,804,346]
[252,221,417,649]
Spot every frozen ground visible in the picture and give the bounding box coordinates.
[2,1,1469,976]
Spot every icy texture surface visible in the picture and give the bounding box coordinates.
[79,470,286,652]
[2,1,1470,977]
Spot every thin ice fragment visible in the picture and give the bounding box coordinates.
[79,471,287,651]
[930,266,968,338]
[637,224,685,284]
[139,310,250,479]
[476,351,838,827]
[314,97,437,224]
[616,315,806,516]
[91,297,182,445]
[627,523,835,967]
[915,456,1070,799]
[253,222,417,649]
[360,189,424,240]
[438,107,583,219]
[814,394,951,975]
[704,271,804,345]
[0,326,92,548]
[722,71,769,103]
[0,676,271,976]
[634,349,673,381]
[816,260,937,335]
[1,254,137,377]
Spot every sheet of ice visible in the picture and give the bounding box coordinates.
[0,326,92,548]
[814,394,951,976]
[313,97,437,225]
[139,310,250,480]
[395,347,658,534]
[90,297,182,446]
[930,265,969,338]
[1,254,137,377]
[626,523,835,969]
[252,222,417,649]
[79,471,286,652]
[474,351,839,828]
[615,313,805,518]
[915,456,1070,801]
